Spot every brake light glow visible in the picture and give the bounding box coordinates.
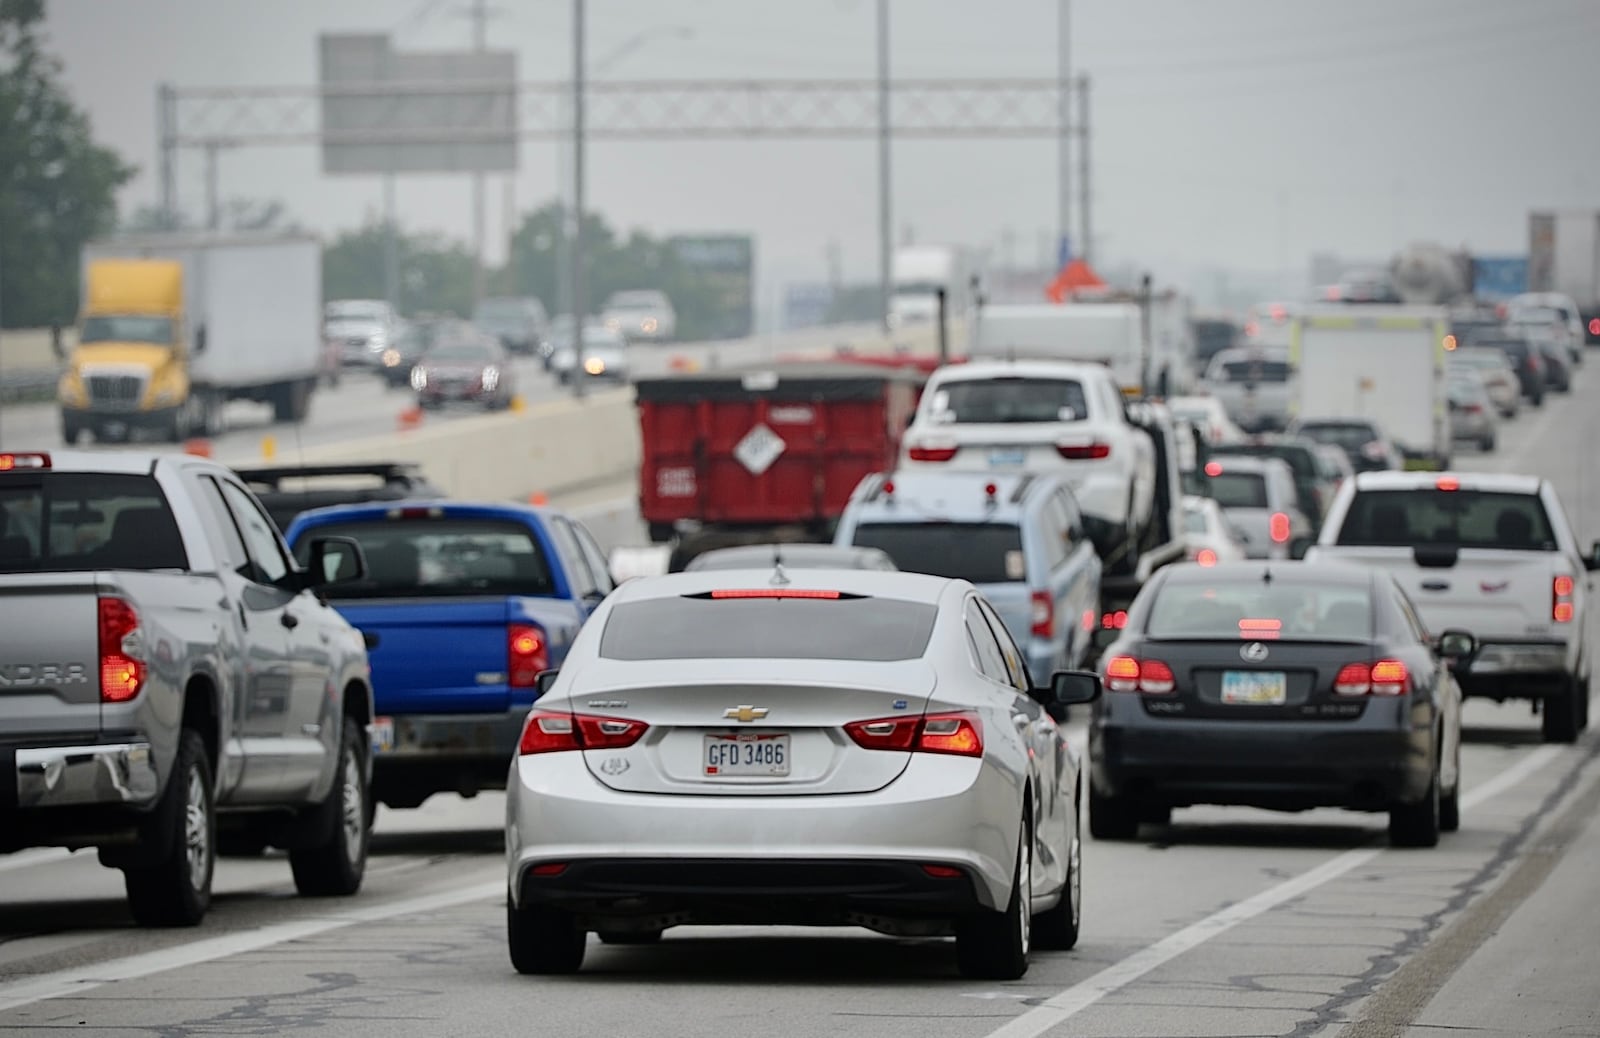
[908,444,958,462]
[1031,590,1054,638]
[984,482,999,499]
[1081,608,1095,631]
[844,712,984,758]
[508,623,549,687]
[1590,318,1600,337]
[1334,660,1410,696]
[1101,609,1129,629]
[1436,476,1460,491]
[1205,461,1222,477]
[1239,618,1282,639]
[387,505,444,519]
[1057,442,1111,460]
[1554,575,1576,623]
[0,452,50,471]
[530,862,569,876]
[517,710,648,754]
[921,864,965,879]
[1269,512,1290,543]
[710,588,842,599]
[1103,655,1175,694]
[1195,547,1218,566]
[98,597,144,703]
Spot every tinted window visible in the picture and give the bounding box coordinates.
[851,522,1025,585]
[1210,472,1268,509]
[1183,507,1210,534]
[1335,489,1556,551]
[1218,360,1290,382]
[428,340,495,361]
[1297,423,1378,452]
[218,481,290,584]
[977,598,1030,690]
[547,516,598,598]
[1213,444,1315,480]
[292,518,555,597]
[929,378,1088,424]
[0,473,187,573]
[964,602,1012,683]
[79,316,173,345]
[599,596,937,661]
[1146,577,1373,641]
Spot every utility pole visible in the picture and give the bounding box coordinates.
[1077,74,1091,266]
[204,141,220,231]
[876,0,892,334]
[383,175,400,312]
[157,83,177,228]
[469,0,490,308]
[571,0,587,398]
[1057,0,1071,264]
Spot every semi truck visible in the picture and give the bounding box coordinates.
[1529,210,1600,343]
[57,233,323,444]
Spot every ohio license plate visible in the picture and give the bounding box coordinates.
[704,733,790,776]
[1221,671,1287,705]
[988,448,1026,466]
[370,717,395,753]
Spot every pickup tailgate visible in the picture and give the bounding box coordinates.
[0,573,105,737]
[1316,545,1562,637]
[337,597,525,714]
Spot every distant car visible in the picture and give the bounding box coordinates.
[685,543,898,572]
[380,316,467,389]
[412,331,517,410]
[1180,494,1247,567]
[1200,347,1293,433]
[1087,561,1473,848]
[1201,455,1313,560]
[1447,346,1521,418]
[1165,395,1247,445]
[506,567,1102,977]
[1508,292,1586,364]
[601,289,677,343]
[1208,436,1335,536]
[1522,325,1572,392]
[550,326,630,384]
[232,462,445,534]
[1333,268,1402,304]
[1447,371,1498,451]
[1312,442,1355,501]
[1287,418,1403,474]
[474,296,549,355]
[1477,334,1545,406]
[325,299,397,368]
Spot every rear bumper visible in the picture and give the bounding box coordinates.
[1091,716,1434,810]
[11,742,160,809]
[372,710,529,798]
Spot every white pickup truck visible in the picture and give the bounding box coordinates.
[1307,471,1599,742]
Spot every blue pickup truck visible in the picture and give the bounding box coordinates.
[284,500,614,813]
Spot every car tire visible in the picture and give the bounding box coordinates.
[289,718,370,897]
[1388,768,1441,849]
[124,729,214,927]
[1032,803,1082,951]
[508,898,587,975]
[1542,679,1581,744]
[1440,738,1461,833]
[596,929,664,945]
[956,817,1031,980]
[1088,780,1140,841]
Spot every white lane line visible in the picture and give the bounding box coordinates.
[982,744,1564,1038]
[0,874,503,1013]
[0,849,71,875]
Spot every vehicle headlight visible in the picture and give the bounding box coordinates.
[482,366,500,391]
[59,372,86,405]
[584,357,606,375]
[410,367,428,390]
[382,348,401,367]
[641,317,658,333]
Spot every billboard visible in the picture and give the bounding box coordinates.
[318,34,517,175]
[1471,256,1528,301]
[669,235,754,340]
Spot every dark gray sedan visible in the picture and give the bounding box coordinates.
[1087,561,1475,848]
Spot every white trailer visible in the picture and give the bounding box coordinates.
[1287,304,1451,469]
[970,303,1144,391]
[888,245,970,328]
[1529,210,1600,340]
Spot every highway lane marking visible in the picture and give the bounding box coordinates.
[0,870,503,1013]
[982,744,1563,1038]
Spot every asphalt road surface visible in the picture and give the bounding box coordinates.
[2,356,1599,1037]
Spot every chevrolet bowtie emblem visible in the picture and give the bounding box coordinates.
[723,705,769,723]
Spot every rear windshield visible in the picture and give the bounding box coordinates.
[1147,578,1373,641]
[850,522,1025,584]
[929,378,1089,424]
[1183,508,1210,534]
[1296,423,1377,452]
[0,473,187,572]
[292,518,555,597]
[599,596,937,661]
[1213,444,1314,480]
[1209,472,1268,509]
[1217,359,1290,382]
[1335,490,1557,551]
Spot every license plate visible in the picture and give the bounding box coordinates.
[704,732,790,776]
[988,448,1026,466]
[370,717,395,753]
[1221,671,1287,705]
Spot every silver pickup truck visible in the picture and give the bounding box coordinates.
[0,450,375,925]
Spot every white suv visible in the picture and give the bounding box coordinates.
[1307,471,1600,742]
[899,359,1156,574]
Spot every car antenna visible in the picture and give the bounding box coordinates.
[1261,565,1272,585]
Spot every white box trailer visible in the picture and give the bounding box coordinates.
[1287,304,1451,468]
[970,303,1144,390]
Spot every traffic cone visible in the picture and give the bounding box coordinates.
[183,439,212,458]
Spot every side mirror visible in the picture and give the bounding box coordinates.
[1050,669,1103,705]
[194,324,208,354]
[534,669,560,697]
[50,324,64,359]
[1587,541,1600,572]
[306,536,367,588]
[1436,628,1477,664]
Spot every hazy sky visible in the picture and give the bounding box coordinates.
[39,0,1600,300]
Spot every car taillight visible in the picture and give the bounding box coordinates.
[1103,655,1174,694]
[1101,609,1129,630]
[1269,512,1290,543]
[908,444,958,462]
[1031,591,1054,638]
[517,710,648,754]
[1195,547,1218,566]
[1333,660,1410,696]
[844,712,984,758]
[1553,575,1576,623]
[508,623,550,687]
[98,596,145,703]
[1057,442,1111,460]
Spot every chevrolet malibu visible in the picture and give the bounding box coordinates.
[505,567,1101,978]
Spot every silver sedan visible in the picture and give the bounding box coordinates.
[505,567,1101,978]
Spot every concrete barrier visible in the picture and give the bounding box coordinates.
[0,328,72,372]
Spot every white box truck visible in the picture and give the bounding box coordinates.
[60,233,323,443]
[970,303,1143,390]
[1287,304,1451,469]
[888,245,970,329]
[1529,210,1600,343]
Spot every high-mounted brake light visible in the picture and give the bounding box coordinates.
[844,712,984,758]
[1269,512,1291,543]
[0,453,50,471]
[1031,591,1054,638]
[518,710,648,754]
[1553,575,1576,623]
[1104,655,1174,694]
[1101,609,1128,629]
[908,444,958,462]
[98,597,144,703]
[1196,548,1218,566]
[1205,461,1222,477]
[508,623,549,687]
[1239,618,1282,638]
[1334,660,1410,696]
[710,588,842,600]
[1057,442,1111,460]
[388,505,444,519]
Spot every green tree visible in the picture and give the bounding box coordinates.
[0,0,134,327]
[323,222,475,318]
